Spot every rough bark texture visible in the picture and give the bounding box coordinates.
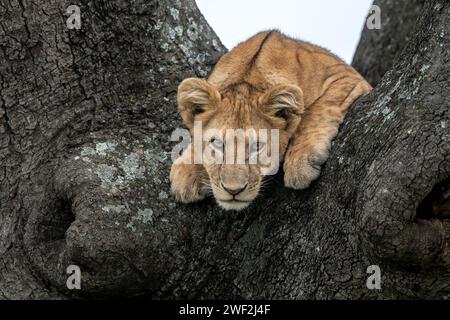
[0,0,449,299]
[352,0,426,87]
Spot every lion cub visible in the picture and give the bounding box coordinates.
[171,31,372,211]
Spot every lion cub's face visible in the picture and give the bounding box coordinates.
[177,78,304,211]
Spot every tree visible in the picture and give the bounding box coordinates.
[0,0,448,299]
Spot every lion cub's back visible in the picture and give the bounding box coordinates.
[208,30,344,100]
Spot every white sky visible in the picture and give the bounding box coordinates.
[196,0,373,63]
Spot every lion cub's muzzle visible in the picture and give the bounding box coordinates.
[211,164,260,211]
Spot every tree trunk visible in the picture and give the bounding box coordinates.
[352,0,427,87]
[0,0,448,299]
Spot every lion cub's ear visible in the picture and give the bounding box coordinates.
[260,84,305,133]
[177,78,221,129]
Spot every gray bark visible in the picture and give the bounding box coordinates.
[0,0,449,299]
[352,0,426,86]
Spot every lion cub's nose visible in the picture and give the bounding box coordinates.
[221,183,247,196]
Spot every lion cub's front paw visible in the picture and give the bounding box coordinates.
[283,146,330,190]
[284,157,321,190]
[170,164,209,204]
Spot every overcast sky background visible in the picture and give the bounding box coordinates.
[196,0,373,63]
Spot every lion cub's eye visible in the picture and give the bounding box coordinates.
[209,137,224,152]
[249,141,266,155]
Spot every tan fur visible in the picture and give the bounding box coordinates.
[170,30,372,210]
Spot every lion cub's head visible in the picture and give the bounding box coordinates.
[177,78,304,210]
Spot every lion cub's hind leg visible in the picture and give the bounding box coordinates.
[284,79,372,190]
[170,144,210,203]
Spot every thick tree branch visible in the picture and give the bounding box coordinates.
[352,0,426,86]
